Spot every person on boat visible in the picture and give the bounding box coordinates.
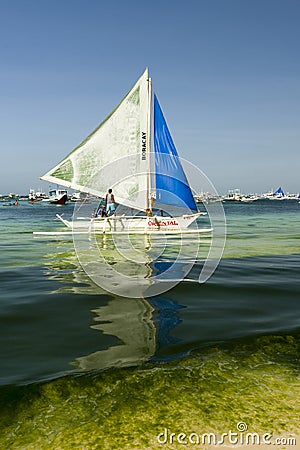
[146,208,152,217]
[105,189,116,216]
[96,204,107,218]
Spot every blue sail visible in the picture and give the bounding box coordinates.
[153,95,197,212]
[274,186,285,196]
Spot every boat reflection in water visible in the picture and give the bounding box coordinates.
[42,230,211,375]
[73,296,156,372]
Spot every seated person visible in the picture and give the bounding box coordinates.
[96,204,107,218]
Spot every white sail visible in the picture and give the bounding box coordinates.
[41,69,150,211]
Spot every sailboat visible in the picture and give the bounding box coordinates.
[272,186,285,200]
[40,68,210,234]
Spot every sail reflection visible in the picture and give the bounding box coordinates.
[73,296,156,371]
[42,239,189,374]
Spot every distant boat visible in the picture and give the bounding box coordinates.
[69,192,85,202]
[222,189,259,203]
[223,189,243,202]
[39,68,210,234]
[48,189,68,205]
[194,192,221,204]
[240,195,259,203]
[283,192,299,200]
[272,186,285,200]
[3,200,19,206]
[28,188,49,202]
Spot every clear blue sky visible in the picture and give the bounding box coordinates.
[0,0,299,195]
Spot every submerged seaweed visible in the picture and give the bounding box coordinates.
[1,333,300,449]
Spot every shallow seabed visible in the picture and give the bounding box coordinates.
[0,200,299,449]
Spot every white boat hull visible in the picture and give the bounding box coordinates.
[56,213,206,233]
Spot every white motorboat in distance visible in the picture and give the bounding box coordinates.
[49,189,68,204]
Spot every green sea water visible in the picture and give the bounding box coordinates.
[0,200,299,449]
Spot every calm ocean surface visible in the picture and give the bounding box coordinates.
[0,199,299,449]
